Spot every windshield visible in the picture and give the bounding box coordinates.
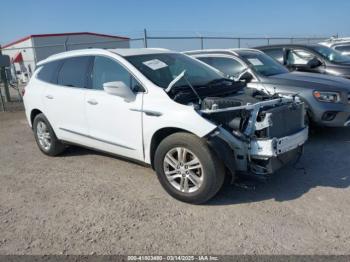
[310,45,350,63]
[125,53,225,89]
[239,51,289,77]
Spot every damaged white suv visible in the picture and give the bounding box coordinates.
[23,48,308,204]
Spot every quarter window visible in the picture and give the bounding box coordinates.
[37,60,62,84]
[57,56,91,88]
[92,56,142,92]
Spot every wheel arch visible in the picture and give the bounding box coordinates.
[148,127,237,179]
[206,133,236,179]
[296,95,315,123]
[30,109,43,127]
[149,127,195,169]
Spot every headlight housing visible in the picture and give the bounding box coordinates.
[313,91,341,103]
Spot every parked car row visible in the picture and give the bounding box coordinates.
[256,44,350,78]
[319,37,350,56]
[22,43,350,204]
[185,47,350,127]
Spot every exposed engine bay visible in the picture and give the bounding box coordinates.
[167,80,308,177]
[168,79,305,139]
[200,89,307,176]
[199,88,305,139]
[201,88,275,135]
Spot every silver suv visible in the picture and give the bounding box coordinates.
[319,37,350,56]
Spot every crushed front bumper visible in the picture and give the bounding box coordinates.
[249,127,309,159]
[246,127,308,175]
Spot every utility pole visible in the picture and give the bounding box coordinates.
[64,35,70,51]
[143,28,148,48]
[0,45,11,102]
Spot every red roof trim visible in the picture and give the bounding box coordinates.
[2,32,129,48]
[2,36,32,48]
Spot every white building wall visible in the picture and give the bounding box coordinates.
[2,38,36,82]
[2,34,129,82]
[33,34,130,62]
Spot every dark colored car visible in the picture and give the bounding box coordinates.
[185,49,350,127]
[256,44,350,79]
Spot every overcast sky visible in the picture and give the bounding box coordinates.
[1,0,350,45]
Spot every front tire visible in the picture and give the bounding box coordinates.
[33,113,65,156]
[154,132,225,204]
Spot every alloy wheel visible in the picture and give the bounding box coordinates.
[36,121,52,151]
[163,147,204,193]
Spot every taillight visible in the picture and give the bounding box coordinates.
[21,86,26,96]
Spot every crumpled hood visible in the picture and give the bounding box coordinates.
[267,72,350,92]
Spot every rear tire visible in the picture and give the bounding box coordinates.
[154,132,225,204]
[33,113,65,156]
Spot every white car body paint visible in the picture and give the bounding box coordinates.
[24,48,217,164]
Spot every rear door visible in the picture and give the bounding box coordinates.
[43,56,93,143]
[85,56,144,160]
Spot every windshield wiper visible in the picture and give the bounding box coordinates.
[205,78,231,86]
[165,70,203,105]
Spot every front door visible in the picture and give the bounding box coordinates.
[85,56,144,161]
[286,48,325,74]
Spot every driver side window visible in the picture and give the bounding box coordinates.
[287,49,315,65]
[91,56,143,92]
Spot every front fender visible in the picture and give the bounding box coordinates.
[142,101,217,164]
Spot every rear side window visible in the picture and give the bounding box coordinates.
[57,56,92,88]
[263,48,284,63]
[37,60,61,83]
[334,45,350,54]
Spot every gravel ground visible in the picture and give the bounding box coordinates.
[0,111,349,255]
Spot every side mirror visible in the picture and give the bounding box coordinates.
[103,81,135,101]
[239,71,253,83]
[307,57,322,68]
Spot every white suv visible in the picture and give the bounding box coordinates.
[23,48,308,204]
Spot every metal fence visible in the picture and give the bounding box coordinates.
[0,34,329,65]
[0,33,329,112]
[0,82,23,112]
[143,36,328,51]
